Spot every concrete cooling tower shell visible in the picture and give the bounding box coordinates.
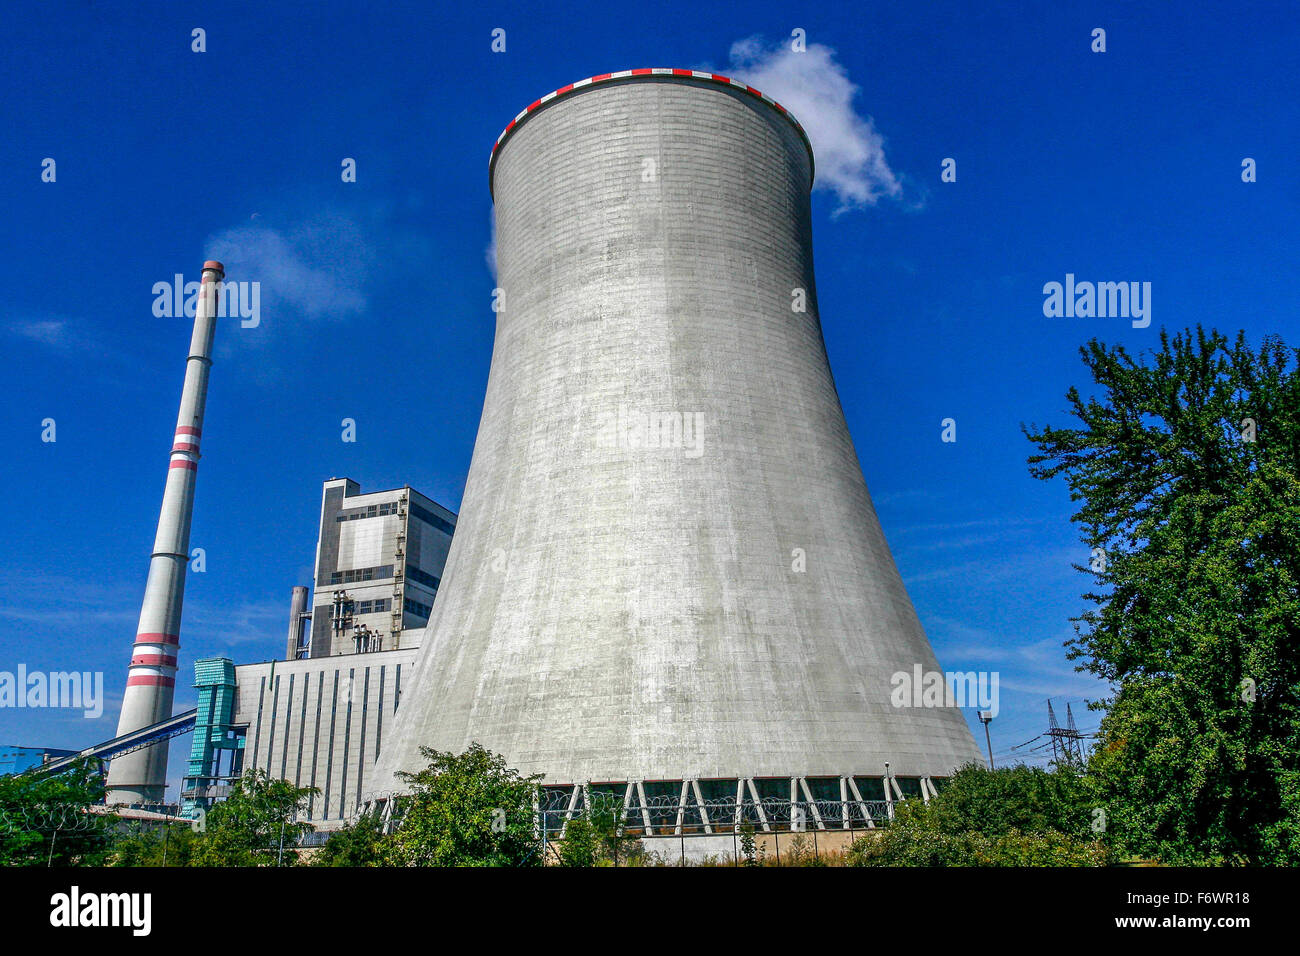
[368,70,982,800]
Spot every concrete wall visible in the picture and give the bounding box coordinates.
[233,649,417,823]
[581,828,873,866]
[368,74,982,797]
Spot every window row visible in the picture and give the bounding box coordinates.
[405,565,441,590]
[328,565,394,585]
[335,501,401,522]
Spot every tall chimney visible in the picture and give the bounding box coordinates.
[285,586,309,660]
[106,261,224,806]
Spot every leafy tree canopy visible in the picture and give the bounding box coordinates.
[1024,327,1300,864]
[0,759,112,866]
[190,769,316,867]
[389,742,542,866]
[109,822,197,867]
[313,808,391,867]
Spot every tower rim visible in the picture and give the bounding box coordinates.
[487,68,815,199]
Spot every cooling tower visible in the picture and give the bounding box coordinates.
[368,70,981,800]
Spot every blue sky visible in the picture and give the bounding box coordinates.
[1,0,1296,792]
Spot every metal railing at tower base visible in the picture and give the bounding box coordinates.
[534,793,896,866]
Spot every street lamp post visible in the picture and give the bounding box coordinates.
[978,711,995,769]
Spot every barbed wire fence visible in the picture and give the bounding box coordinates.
[0,804,107,833]
[534,790,894,866]
[0,802,309,866]
[0,803,114,866]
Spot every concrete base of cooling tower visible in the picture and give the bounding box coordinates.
[539,827,884,866]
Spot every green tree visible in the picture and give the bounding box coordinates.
[1024,328,1300,864]
[190,770,317,866]
[0,759,112,866]
[109,821,198,867]
[313,808,392,866]
[388,743,542,866]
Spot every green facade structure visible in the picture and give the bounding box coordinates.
[181,657,243,819]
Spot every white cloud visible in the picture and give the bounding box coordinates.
[6,317,137,374]
[5,318,104,353]
[9,319,69,347]
[724,36,902,215]
[185,597,285,646]
[204,217,368,320]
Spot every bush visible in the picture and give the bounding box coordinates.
[926,762,1098,840]
[388,743,542,866]
[848,817,1107,867]
[313,809,391,866]
[555,817,599,867]
[109,822,197,867]
[552,799,646,866]
[847,764,1109,867]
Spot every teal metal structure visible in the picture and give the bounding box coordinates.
[181,657,244,819]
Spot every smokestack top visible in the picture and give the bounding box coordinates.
[488,68,814,198]
[202,260,225,276]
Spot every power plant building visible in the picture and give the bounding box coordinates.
[299,478,455,659]
[181,479,453,822]
[120,71,984,838]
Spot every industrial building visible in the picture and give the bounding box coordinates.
[364,69,985,817]
[107,70,984,841]
[89,255,458,824]
[295,478,455,659]
[180,479,454,823]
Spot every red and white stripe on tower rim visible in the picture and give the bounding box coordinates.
[487,68,815,196]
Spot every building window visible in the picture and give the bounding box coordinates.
[328,565,394,586]
[409,503,455,536]
[403,597,431,619]
[405,565,440,590]
[335,502,401,522]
